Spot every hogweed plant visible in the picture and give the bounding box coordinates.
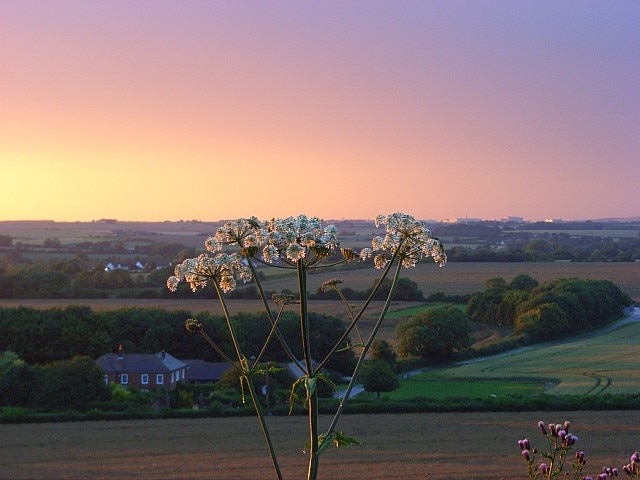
[514,420,640,480]
[167,213,446,480]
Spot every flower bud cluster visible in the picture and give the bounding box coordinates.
[518,421,639,480]
[622,452,639,477]
[595,466,619,478]
[576,450,587,467]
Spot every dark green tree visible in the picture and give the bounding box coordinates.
[515,302,569,340]
[396,305,472,361]
[31,356,110,411]
[368,339,397,370]
[358,359,399,398]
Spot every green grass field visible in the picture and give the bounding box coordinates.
[361,375,544,401]
[424,316,640,396]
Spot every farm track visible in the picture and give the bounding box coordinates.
[583,372,612,395]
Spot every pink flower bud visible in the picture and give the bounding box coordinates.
[538,421,548,435]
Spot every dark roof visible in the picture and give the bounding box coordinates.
[183,359,229,382]
[96,351,186,374]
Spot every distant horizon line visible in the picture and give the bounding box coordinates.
[2,215,640,224]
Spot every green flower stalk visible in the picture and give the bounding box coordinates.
[167,213,446,480]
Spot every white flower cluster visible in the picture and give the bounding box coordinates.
[167,252,251,294]
[167,213,446,294]
[363,213,447,269]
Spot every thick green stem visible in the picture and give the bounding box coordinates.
[245,375,284,480]
[297,261,312,374]
[307,384,319,480]
[297,261,320,480]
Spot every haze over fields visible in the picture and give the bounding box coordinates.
[1,1,638,223]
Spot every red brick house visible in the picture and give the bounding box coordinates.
[96,346,187,391]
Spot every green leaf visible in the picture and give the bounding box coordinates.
[288,377,307,414]
[305,376,317,395]
[314,431,361,456]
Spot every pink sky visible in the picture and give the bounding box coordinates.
[1,1,638,222]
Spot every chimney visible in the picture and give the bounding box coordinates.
[161,350,166,359]
[117,344,124,359]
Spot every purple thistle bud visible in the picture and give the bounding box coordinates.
[631,452,639,464]
[564,434,578,446]
[538,421,548,435]
[612,467,618,476]
[549,423,557,435]
[539,463,549,474]
[623,465,632,475]
[558,429,567,438]
[576,451,586,463]
[522,449,530,461]
[563,420,571,432]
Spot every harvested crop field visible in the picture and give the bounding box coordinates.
[2,411,639,480]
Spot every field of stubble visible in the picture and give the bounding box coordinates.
[2,410,639,480]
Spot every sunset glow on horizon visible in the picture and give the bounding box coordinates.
[1,1,638,223]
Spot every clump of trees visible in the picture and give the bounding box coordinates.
[0,353,109,411]
[467,276,631,341]
[396,305,473,362]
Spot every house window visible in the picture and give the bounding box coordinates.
[156,374,164,385]
[171,372,175,383]
[141,374,149,385]
[120,373,129,385]
[103,375,109,385]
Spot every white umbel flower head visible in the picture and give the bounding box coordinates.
[166,252,252,293]
[372,213,447,268]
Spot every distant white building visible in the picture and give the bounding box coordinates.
[104,261,144,271]
[501,216,525,223]
[441,217,483,224]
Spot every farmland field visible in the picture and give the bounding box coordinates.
[256,261,640,302]
[2,411,639,480]
[2,262,638,307]
[432,311,640,396]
